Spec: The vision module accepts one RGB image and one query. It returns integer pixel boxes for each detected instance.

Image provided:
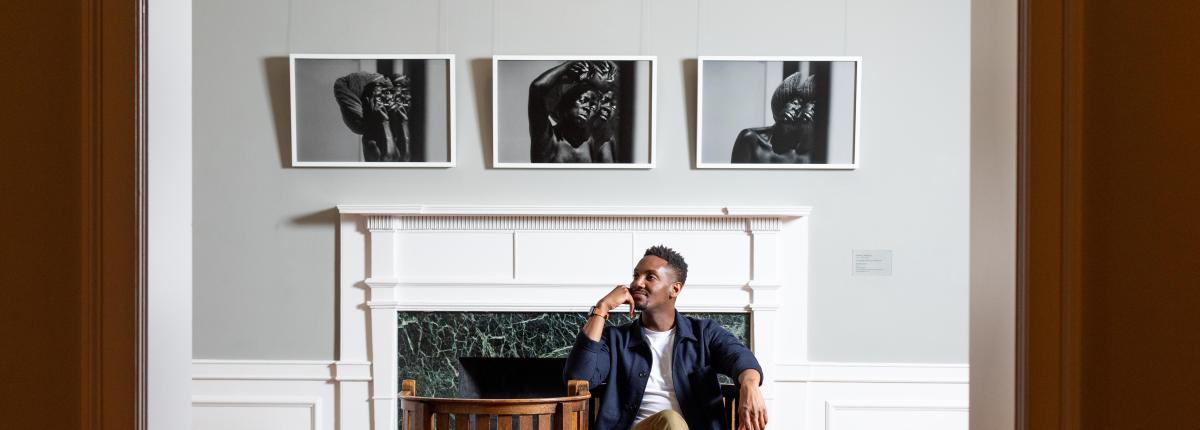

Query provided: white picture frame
[696,56,861,169]
[290,53,456,167]
[492,55,657,169]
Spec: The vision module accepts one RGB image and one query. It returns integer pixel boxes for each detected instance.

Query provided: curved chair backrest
[400,379,591,430]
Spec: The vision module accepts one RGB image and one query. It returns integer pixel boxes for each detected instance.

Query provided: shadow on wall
[290,207,341,354]
[290,207,337,227]
[263,56,291,168]
[682,59,698,168]
[471,58,493,168]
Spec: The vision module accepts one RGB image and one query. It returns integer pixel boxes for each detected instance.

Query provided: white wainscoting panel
[193,396,321,430]
[192,360,367,430]
[762,362,969,430]
[825,400,968,430]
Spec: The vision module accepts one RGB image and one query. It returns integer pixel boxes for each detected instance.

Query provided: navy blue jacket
[563,311,763,430]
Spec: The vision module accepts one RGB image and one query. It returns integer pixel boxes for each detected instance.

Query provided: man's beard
[634,302,647,311]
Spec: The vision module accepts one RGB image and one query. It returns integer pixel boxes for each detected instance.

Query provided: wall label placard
[852,249,892,276]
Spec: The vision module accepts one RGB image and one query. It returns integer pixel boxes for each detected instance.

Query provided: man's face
[629,255,681,311]
[563,90,597,126]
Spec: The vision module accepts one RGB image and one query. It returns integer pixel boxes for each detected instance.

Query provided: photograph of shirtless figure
[493,56,656,168]
[290,54,455,167]
[697,56,861,169]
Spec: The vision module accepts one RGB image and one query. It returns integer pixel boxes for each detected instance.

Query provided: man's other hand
[737,370,768,430]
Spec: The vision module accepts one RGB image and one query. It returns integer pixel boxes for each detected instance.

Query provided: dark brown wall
[0,1,85,427]
[1022,1,1200,429]
[1079,2,1200,428]
[0,0,138,428]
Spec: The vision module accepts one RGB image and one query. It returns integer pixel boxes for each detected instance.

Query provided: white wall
[193,0,970,365]
[150,0,192,428]
[969,0,1017,428]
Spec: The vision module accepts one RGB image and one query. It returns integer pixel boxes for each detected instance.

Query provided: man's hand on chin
[737,369,768,430]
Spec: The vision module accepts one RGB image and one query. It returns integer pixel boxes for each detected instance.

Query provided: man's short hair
[644,245,688,285]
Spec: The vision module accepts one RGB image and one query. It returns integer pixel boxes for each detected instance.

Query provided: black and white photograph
[492,56,656,168]
[697,56,861,169]
[290,54,455,167]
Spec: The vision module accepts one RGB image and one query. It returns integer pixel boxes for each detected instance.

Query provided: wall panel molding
[777,362,969,384]
[824,400,968,430]
[192,360,370,382]
[193,395,322,430]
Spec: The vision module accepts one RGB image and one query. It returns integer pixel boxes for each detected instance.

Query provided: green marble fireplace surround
[396,311,751,398]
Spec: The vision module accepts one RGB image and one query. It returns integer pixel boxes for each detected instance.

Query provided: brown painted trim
[1016,0,1084,429]
[80,0,145,428]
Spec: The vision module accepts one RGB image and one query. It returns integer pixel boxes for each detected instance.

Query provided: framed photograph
[290,54,455,167]
[697,56,861,169]
[492,55,657,168]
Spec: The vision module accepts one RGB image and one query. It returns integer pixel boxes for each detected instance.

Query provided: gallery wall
[193,0,970,363]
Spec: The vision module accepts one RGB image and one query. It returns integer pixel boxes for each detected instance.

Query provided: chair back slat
[567,412,579,430]
[400,380,591,430]
[453,414,471,430]
[473,415,491,430]
[721,384,739,430]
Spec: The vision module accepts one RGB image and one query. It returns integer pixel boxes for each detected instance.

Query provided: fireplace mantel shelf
[335,204,812,218]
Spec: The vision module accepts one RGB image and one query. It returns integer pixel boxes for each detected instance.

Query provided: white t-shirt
[632,326,683,427]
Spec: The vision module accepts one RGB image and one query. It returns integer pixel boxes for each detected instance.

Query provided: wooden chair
[399,379,591,430]
[719,384,740,430]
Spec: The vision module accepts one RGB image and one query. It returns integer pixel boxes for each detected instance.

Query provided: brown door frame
[81,0,146,428]
[1016,0,1084,428]
[0,0,144,426]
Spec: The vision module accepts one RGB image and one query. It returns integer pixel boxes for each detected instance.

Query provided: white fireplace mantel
[335,204,812,217]
[334,205,811,430]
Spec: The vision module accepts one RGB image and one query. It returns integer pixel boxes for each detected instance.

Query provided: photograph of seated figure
[564,246,768,430]
[698,57,860,169]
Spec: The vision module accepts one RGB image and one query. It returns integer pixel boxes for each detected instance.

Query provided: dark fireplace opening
[456,357,569,399]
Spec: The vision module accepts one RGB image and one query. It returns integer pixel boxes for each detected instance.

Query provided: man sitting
[564,246,769,430]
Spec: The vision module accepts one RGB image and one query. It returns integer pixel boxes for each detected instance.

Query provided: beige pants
[631,410,689,430]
